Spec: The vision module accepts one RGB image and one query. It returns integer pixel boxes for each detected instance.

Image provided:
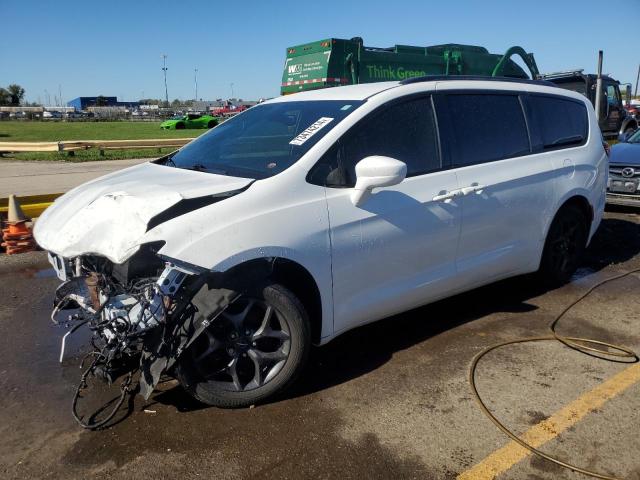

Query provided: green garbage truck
[281,37,540,95]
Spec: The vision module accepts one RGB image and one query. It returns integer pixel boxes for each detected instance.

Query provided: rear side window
[340,96,440,184]
[444,94,530,167]
[528,95,588,150]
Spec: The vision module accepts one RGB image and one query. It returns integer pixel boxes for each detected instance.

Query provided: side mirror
[350,156,407,207]
[618,132,629,143]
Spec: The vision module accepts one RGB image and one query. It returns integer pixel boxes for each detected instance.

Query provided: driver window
[340,96,441,185]
[606,84,619,106]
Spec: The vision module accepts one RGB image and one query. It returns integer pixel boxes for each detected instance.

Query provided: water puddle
[0,266,58,279]
[571,267,596,282]
[35,268,57,278]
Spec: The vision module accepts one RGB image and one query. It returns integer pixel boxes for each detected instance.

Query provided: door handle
[470,183,486,194]
[432,190,459,202]
[460,183,487,195]
[433,185,486,202]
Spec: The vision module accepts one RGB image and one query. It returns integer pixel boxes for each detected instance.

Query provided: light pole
[194,68,198,101]
[594,51,603,122]
[230,83,235,99]
[161,54,169,107]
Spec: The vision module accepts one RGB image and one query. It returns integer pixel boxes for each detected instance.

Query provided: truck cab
[542,70,638,138]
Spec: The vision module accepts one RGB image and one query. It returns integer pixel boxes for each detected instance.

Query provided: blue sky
[2,0,638,103]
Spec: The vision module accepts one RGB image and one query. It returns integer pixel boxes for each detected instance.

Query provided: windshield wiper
[185,163,208,171]
[184,164,229,175]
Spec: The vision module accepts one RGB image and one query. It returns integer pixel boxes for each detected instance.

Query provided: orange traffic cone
[2,194,36,255]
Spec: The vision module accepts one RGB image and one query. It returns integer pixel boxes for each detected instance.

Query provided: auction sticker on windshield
[289,117,334,146]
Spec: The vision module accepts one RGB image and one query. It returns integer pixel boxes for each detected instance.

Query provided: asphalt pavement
[0,207,639,480]
[0,159,147,197]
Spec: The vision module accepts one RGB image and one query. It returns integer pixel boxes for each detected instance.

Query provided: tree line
[0,84,25,105]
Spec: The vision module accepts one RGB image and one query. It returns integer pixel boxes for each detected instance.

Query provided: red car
[624,103,640,121]
[211,103,249,118]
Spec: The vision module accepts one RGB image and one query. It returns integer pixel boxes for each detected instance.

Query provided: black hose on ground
[469,268,640,480]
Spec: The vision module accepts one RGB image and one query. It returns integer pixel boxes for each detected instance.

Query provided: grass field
[0,121,203,162]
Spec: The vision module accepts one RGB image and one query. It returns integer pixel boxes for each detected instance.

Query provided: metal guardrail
[0,138,194,154]
[0,193,62,219]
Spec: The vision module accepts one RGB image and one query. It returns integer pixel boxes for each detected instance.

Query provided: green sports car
[160,113,219,130]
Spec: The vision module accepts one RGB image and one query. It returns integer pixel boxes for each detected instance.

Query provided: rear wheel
[176,281,310,408]
[207,120,217,128]
[538,205,588,286]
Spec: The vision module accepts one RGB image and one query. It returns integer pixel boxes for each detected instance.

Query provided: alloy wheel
[189,298,291,392]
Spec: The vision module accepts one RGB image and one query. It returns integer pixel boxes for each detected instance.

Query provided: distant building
[67,96,139,110]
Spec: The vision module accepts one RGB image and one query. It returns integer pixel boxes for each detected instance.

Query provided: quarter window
[528,95,588,150]
[444,94,530,167]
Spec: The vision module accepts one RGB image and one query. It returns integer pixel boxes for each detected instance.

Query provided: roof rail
[399,75,558,87]
[539,69,585,79]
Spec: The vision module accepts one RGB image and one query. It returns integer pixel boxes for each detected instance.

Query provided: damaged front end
[50,244,223,429]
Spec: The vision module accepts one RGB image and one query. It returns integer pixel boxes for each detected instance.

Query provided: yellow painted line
[458,363,640,480]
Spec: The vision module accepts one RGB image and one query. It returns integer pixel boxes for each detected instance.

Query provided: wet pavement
[1,207,639,480]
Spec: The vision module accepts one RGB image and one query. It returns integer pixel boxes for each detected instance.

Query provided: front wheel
[207,120,217,128]
[538,205,588,286]
[175,122,185,130]
[176,281,310,408]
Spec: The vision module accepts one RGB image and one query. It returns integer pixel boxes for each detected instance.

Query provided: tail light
[603,140,611,157]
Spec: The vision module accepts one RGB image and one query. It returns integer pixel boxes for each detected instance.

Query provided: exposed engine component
[51,252,192,429]
[48,245,259,429]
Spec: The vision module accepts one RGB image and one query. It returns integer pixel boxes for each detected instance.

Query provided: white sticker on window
[289,117,334,146]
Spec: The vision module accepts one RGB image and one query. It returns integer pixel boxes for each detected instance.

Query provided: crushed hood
[34,162,253,264]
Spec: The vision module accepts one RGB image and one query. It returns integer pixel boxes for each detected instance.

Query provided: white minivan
[35,77,607,410]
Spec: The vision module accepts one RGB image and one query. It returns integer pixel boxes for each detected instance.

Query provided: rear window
[445,94,530,167]
[528,95,588,150]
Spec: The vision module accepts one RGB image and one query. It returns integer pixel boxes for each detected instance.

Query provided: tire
[207,120,217,128]
[538,204,589,286]
[176,281,310,408]
[175,122,185,130]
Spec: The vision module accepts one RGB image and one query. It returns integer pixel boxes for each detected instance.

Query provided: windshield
[163,100,363,178]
